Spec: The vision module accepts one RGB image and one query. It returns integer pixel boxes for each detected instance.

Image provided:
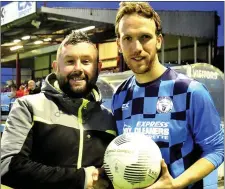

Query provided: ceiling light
[43,38,52,42]
[13,39,21,43]
[21,35,31,40]
[75,26,95,33]
[1,42,16,47]
[10,45,23,51]
[34,40,43,45]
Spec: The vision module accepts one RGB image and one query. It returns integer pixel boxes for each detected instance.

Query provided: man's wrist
[83,167,89,189]
[172,179,182,189]
[173,176,192,189]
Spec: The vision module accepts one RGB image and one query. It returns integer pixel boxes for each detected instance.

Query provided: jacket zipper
[77,99,89,169]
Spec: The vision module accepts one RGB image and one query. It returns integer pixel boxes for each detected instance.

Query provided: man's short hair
[115,2,162,37]
[56,31,99,63]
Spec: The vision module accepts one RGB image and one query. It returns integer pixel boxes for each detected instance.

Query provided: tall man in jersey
[112,2,224,189]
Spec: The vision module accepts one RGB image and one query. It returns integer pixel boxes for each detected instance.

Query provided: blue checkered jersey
[112,68,224,189]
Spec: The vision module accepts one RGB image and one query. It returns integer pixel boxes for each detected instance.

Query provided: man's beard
[124,56,151,75]
[123,49,157,75]
[56,69,98,98]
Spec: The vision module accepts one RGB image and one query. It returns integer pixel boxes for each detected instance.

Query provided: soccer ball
[103,133,162,189]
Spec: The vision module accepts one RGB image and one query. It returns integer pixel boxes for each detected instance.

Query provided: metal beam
[1,44,60,63]
[178,37,181,64]
[194,38,197,63]
[16,53,21,88]
[39,8,217,39]
[1,13,38,33]
[40,6,117,24]
[208,41,212,64]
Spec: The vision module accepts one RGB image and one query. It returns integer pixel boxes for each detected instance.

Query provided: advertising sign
[1,2,36,26]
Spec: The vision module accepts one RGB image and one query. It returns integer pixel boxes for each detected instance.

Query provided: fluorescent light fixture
[1,42,16,47]
[10,45,23,51]
[13,39,21,43]
[34,40,43,45]
[21,35,31,40]
[43,38,52,42]
[75,26,95,33]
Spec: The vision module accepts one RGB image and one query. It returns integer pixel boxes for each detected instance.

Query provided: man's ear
[52,60,58,73]
[156,34,163,50]
[116,38,122,53]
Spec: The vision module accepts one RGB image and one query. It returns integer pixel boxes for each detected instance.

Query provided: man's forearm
[173,158,215,189]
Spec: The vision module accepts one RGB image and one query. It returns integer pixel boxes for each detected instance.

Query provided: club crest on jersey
[156,96,173,113]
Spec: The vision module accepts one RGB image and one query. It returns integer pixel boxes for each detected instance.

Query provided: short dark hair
[56,31,99,62]
[64,31,91,46]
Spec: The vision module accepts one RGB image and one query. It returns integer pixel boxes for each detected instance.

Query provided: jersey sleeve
[188,81,224,168]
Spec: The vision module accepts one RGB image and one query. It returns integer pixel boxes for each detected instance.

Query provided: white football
[103,133,162,189]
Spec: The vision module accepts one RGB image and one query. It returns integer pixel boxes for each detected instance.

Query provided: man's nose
[132,40,143,55]
[73,60,82,71]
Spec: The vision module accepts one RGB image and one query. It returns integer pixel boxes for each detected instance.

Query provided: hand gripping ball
[103,133,162,189]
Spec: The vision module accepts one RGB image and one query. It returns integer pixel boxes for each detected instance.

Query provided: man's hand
[93,168,109,189]
[84,166,109,189]
[93,177,109,189]
[146,159,177,189]
[84,166,98,189]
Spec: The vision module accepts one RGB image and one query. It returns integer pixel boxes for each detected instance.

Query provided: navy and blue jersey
[112,68,224,189]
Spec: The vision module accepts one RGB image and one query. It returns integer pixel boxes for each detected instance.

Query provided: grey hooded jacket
[1,73,117,189]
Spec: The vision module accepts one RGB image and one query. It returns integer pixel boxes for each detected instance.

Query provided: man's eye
[67,60,74,64]
[82,60,90,64]
[141,35,151,40]
[124,36,132,41]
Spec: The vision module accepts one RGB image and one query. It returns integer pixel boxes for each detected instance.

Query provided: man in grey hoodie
[1,31,117,189]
